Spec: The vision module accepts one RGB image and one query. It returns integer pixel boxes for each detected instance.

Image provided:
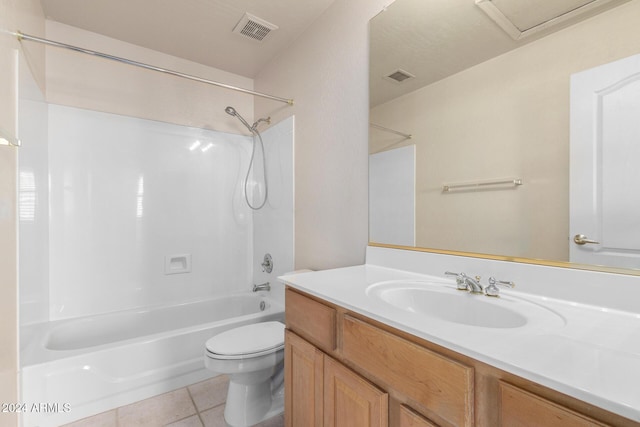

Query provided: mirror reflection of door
[369,145,415,246]
[570,53,640,268]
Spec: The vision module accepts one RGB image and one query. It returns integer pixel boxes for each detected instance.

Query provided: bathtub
[20,292,284,427]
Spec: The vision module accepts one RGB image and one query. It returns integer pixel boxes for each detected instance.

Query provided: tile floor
[61,375,284,427]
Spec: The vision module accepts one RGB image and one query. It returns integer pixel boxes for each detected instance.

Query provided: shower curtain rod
[13,31,294,105]
[369,123,412,139]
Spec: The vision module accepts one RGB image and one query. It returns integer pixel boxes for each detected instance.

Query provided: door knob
[573,234,600,245]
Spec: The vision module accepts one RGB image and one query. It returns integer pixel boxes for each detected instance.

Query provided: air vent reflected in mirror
[384,68,415,83]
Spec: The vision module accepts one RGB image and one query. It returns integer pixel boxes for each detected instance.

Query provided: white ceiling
[39,0,337,78]
[39,0,631,104]
[370,0,631,107]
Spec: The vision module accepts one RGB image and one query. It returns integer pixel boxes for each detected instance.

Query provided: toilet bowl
[204,321,285,427]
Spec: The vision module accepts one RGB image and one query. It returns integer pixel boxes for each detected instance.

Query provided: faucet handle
[445,271,470,291]
[261,253,273,273]
[485,277,516,297]
[489,277,515,288]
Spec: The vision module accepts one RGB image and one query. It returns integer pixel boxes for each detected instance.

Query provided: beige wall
[255,0,390,270]
[45,21,255,134]
[0,1,45,425]
[370,1,640,262]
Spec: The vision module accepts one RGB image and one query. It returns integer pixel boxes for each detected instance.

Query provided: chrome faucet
[253,282,271,292]
[445,272,484,294]
[445,272,516,297]
[463,275,484,294]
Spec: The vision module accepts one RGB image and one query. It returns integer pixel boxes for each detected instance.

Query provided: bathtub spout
[253,282,271,292]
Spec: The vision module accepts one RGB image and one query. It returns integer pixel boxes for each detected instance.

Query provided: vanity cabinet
[285,329,388,427]
[285,287,636,427]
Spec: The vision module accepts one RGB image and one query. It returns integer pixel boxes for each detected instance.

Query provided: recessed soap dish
[165,254,192,275]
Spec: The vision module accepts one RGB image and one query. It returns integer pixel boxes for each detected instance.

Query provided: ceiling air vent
[232,13,279,42]
[385,69,415,83]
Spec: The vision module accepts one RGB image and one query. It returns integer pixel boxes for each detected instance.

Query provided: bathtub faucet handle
[261,253,273,273]
[253,282,271,292]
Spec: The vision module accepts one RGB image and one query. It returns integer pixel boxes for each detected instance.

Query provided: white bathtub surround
[46,104,254,320]
[18,59,50,326]
[279,245,640,423]
[19,103,294,322]
[22,293,284,427]
[252,116,295,302]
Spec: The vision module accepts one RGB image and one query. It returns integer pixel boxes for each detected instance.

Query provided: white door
[570,53,640,269]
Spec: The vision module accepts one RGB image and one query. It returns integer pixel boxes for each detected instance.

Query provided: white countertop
[279,264,640,422]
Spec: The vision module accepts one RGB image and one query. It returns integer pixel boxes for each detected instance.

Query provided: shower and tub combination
[16,34,295,425]
[21,294,283,427]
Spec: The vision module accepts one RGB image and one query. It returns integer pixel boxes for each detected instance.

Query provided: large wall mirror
[369,0,640,274]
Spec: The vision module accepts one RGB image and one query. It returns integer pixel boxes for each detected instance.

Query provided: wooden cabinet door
[342,315,473,427]
[324,355,389,427]
[399,405,439,427]
[285,330,324,427]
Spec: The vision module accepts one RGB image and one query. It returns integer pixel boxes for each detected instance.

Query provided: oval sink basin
[366,281,564,329]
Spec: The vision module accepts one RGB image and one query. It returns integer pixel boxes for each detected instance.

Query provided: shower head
[224,106,270,209]
[225,106,270,134]
[225,106,253,133]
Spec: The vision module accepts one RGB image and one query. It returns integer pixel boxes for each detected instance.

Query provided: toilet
[204,321,285,427]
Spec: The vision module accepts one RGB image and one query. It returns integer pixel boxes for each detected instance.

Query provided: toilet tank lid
[206,321,285,356]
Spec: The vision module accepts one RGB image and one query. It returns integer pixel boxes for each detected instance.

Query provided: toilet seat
[206,321,285,360]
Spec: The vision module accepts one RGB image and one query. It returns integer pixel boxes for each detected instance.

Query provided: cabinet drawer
[499,382,609,427]
[342,315,474,427]
[286,288,336,351]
